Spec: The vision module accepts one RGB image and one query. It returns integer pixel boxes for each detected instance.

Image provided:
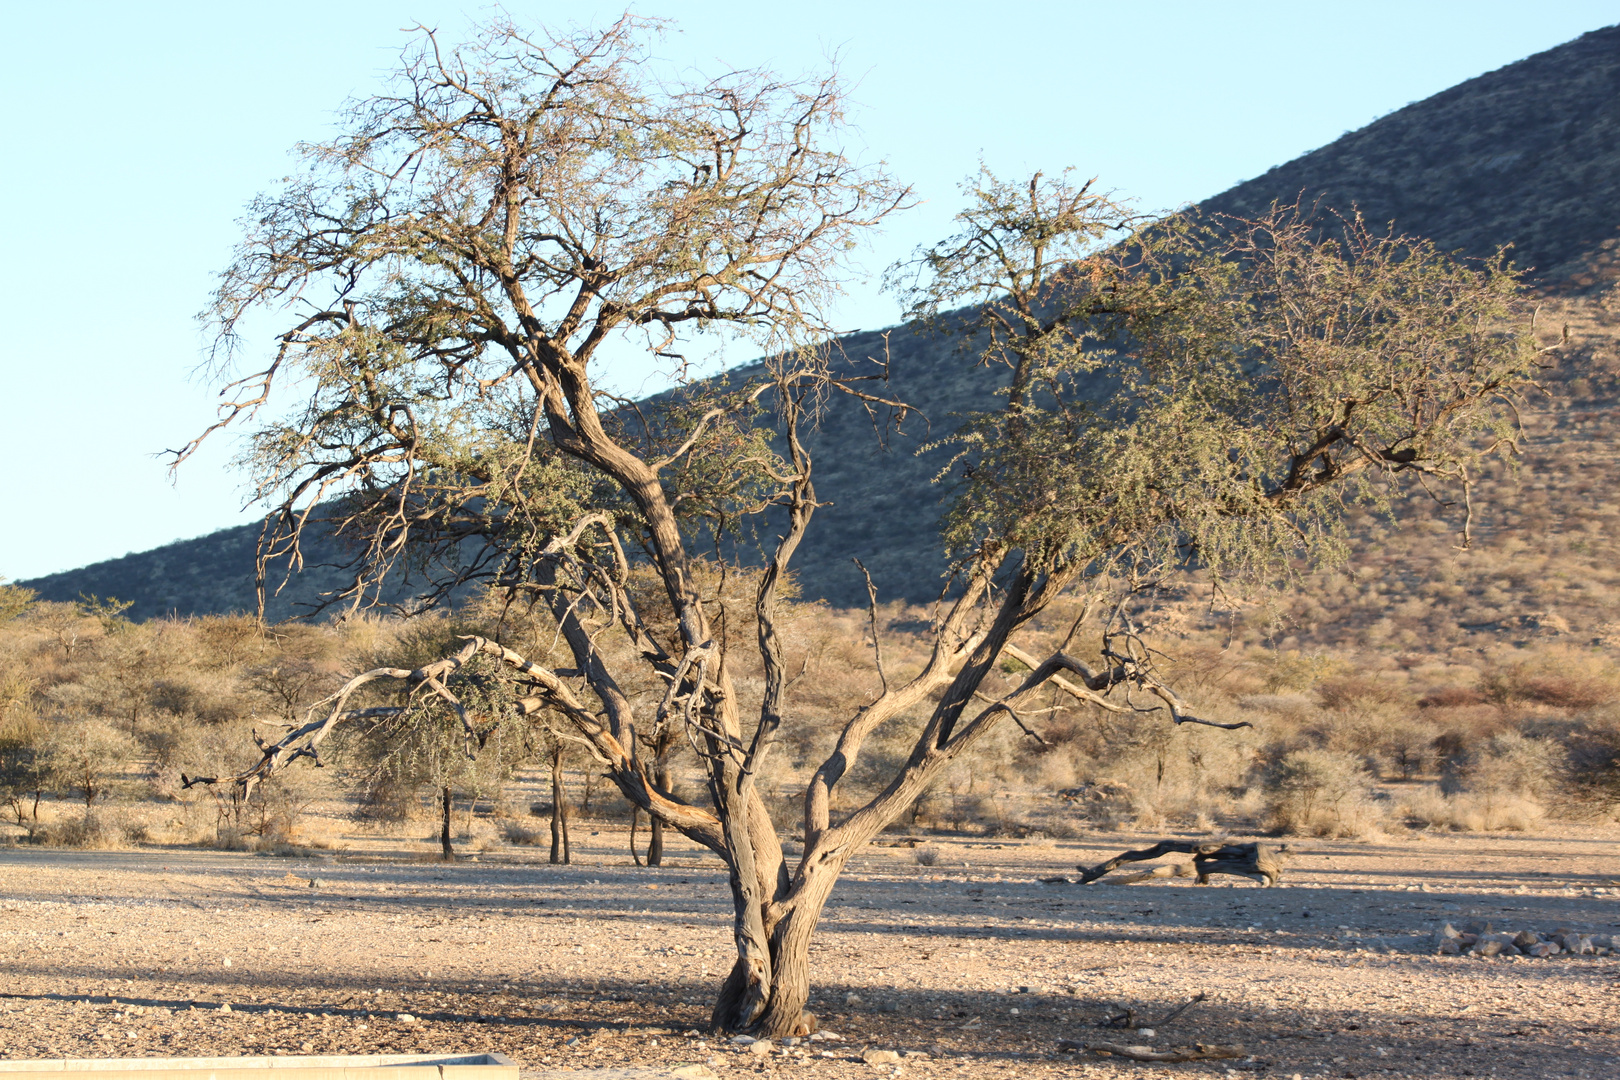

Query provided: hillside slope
[23,24,1620,618]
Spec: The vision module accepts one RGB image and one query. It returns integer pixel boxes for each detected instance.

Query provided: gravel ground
[1,826,1617,1080]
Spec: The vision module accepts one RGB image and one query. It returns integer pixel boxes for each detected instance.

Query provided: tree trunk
[647,815,664,866]
[440,786,454,860]
[711,858,842,1037]
[549,745,571,865]
[630,808,644,867]
[647,761,669,866]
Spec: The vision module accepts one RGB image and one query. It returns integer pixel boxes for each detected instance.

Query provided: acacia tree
[177,16,1542,1037]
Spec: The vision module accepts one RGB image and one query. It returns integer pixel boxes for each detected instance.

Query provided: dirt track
[1,827,1617,1080]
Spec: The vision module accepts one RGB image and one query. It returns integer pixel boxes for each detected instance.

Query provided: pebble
[396,1013,416,1023]
[861,1049,901,1065]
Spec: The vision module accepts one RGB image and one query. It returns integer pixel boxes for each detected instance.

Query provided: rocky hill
[23,24,1620,621]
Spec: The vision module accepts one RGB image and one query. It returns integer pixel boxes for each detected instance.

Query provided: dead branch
[1077,840,1288,886]
[1057,1041,1246,1063]
[1104,991,1209,1030]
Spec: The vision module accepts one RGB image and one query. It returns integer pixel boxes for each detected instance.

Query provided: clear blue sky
[3,1,1616,582]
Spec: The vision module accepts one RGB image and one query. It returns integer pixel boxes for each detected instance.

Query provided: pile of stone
[1435,922,1612,957]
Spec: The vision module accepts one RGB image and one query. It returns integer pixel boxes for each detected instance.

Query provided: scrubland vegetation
[11,294,1620,855]
[4,533,1617,855]
[4,295,1620,855]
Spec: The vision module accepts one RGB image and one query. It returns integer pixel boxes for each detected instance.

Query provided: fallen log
[1056,1040,1247,1062]
[1077,840,1287,886]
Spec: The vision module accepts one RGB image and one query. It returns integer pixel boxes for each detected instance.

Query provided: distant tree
[178,16,1540,1037]
[0,579,36,624]
[44,717,139,811]
[344,644,533,860]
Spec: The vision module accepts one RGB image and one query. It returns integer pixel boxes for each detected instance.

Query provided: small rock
[844,992,863,1006]
[218,1004,232,1014]
[222,958,233,968]
[1438,923,1461,940]
[396,1013,416,1023]
[730,1035,758,1046]
[861,1049,901,1065]
[1471,940,1505,958]
[1526,942,1561,958]
[748,1040,773,1057]
[781,1037,800,1047]
[1512,931,1539,950]
[1137,1028,1156,1038]
[900,1051,929,1060]
[1436,939,1461,956]
[670,1066,717,1080]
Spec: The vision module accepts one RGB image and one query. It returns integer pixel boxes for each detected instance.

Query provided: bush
[1394,785,1545,832]
[1434,730,1565,829]
[502,819,549,846]
[1263,749,1382,837]
[32,810,136,849]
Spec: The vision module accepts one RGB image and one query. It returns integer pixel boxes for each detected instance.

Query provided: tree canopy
[179,14,1542,1038]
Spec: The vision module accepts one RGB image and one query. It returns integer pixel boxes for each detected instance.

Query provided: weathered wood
[1077,840,1287,886]
[1056,1041,1246,1062]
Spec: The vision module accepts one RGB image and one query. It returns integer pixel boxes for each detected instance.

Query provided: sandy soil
[1,825,1617,1080]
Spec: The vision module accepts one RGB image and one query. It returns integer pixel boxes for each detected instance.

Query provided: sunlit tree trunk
[549,743,571,865]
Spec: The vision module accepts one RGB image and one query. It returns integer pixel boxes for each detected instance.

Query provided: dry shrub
[1481,651,1620,711]
[31,809,137,849]
[1383,728,1567,832]
[1094,720,1260,828]
[1262,748,1383,837]
[1418,686,1488,709]
[1394,785,1546,832]
[502,819,548,846]
[1317,674,1410,712]
[1441,730,1564,801]
[913,843,941,866]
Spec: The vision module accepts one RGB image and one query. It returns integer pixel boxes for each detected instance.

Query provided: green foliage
[186,14,903,617]
[344,637,536,820]
[900,176,1537,603]
[75,594,134,634]
[0,579,36,624]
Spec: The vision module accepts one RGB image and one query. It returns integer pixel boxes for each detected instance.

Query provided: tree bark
[440,785,454,860]
[549,744,571,865]
[647,761,669,866]
[647,815,665,866]
[711,854,843,1037]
